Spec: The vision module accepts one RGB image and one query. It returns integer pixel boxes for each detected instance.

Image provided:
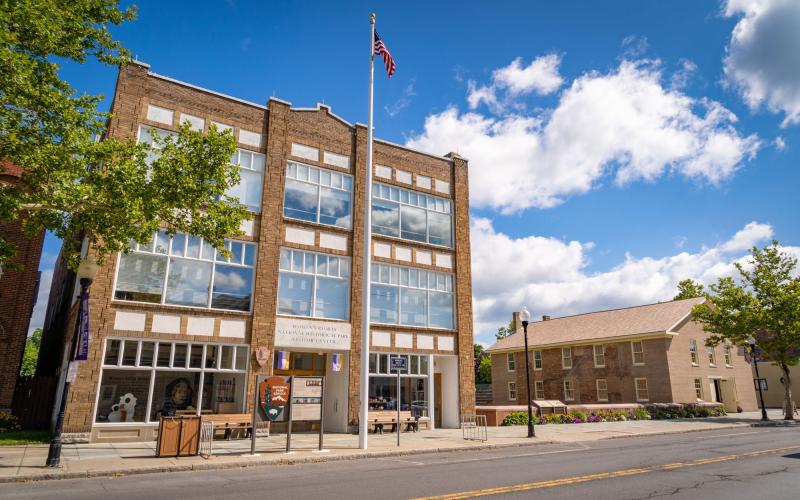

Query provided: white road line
[695,431,763,439]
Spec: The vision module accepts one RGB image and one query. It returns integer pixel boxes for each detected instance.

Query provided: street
[1,427,798,499]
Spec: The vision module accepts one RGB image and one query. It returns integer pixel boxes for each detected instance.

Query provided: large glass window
[139,126,264,213]
[114,230,256,312]
[370,263,455,329]
[284,162,353,229]
[95,339,248,424]
[277,248,350,320]
[371,182,452,248]
[368,353,429,417]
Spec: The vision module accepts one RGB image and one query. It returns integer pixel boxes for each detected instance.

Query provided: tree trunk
[781,363,794,420]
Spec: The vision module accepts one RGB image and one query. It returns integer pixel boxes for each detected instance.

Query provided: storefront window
[114,231,256,312]
[368,377,428,417]
[277,248,350,320]
[95,339,248,424]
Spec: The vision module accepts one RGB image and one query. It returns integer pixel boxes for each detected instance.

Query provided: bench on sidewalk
[202,414,254,440]
[367,411,419,434]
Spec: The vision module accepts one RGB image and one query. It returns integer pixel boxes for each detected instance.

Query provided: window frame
[533,350,542,370]
[563,380,575,401]
[277,247,351,321]
[561,347,572,369]
[707,345,716,367]
[534,380,545,400]
[593,344,606,368]
[506,353,516,372]
[689,339,699,366]
[112,230,257,313]
[93,337,249,425]
[694,378,704,400]
[634,377,649,402]
[229,148,266,213]
[596,379,609,402]
[723,344,733,367]
[631,341,645,366]
[508,382,517,401]
[371,181,453,249]
[283,161,354,229]
[370,262,456,330]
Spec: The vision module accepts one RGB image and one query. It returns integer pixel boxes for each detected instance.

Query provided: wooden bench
[367,411,419,434]
[202,414,253,440]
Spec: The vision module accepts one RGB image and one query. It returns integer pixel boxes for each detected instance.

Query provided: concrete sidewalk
[1,409,795,483]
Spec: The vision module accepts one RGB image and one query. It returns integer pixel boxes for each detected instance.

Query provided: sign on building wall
[274,317,351,351]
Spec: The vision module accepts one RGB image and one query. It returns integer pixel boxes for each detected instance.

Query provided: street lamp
[520,306,535,438]
[46,257,99,467]
[747,335,769,421]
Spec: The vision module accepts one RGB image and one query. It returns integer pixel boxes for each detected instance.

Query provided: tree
[20,328,42,377]
[691,242,800,420]
[674,278,705,300]
[477,356,492,385]
[496,320,514,341]
[1,1,249,270]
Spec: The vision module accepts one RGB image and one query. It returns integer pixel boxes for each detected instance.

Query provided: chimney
[542,315,551,321]
[512,311,521,331]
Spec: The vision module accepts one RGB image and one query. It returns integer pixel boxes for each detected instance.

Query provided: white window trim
[508,382,517,401]
[284,160,354,230]
[689,339,699,366]
[371,181,454,249]
[631,341,645,366]
[596,379,609,402]
[507,353,516,372]
[694,378,704,400]
[563,380,575,401]
[561,347,572,369]
[533,350,542,370]
[534,380,545,400]
[723,345,733,367]
[593,344,606,368]
[634,377,649,402]
[707,346,717,367]
[277,247,351,321]
[368,353,430,377]
[112,230,257,313]
[93,337,249,426]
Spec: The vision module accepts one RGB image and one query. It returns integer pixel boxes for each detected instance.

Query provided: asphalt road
[2,427,799,500]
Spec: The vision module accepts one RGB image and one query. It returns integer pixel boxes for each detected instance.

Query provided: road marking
[695,431,761,439]
[411,444,800,500]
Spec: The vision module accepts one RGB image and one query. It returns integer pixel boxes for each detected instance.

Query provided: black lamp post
[748,336,769,421]
[520,306,535,438]
[46,258,99,467]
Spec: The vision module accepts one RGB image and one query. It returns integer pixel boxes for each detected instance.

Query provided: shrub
[0,412,22,434]
[630,408,650,420]
[570,410,588,421]
[501,412,529,426]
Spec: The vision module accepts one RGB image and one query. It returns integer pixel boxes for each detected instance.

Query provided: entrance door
[713,380,723,404]
[434,373,442,428]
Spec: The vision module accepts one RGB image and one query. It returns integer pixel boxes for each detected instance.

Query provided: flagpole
[359,12,376,450]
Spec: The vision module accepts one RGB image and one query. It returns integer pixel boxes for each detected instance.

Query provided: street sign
[390,356,407,372]
[755,378,768,391]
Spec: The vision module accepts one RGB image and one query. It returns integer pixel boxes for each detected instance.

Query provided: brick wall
[0,173,45,412]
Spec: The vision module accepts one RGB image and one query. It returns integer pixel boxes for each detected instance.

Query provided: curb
[3,422,796,483]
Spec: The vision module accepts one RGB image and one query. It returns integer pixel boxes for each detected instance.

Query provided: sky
[29,0,800,346]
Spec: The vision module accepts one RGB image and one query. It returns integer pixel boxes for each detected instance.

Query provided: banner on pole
[74,290,90,361]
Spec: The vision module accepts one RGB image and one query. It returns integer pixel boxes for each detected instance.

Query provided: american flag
[374,31,396,78]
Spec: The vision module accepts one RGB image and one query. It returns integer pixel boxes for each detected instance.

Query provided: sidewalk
[1,409,795,483]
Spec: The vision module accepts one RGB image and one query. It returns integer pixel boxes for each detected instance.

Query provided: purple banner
[74,290,90,361]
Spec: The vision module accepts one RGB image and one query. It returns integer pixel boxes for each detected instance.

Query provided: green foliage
[674,279,705,300]
[477,356,492,384]
[496,320,514,341]
[0,430,50,445]
[19,328,41,377]
[691,242,800,419]
[631,408,650,420]
[0,412,22,434]
[501,412,530,426]
[0,1,250,270]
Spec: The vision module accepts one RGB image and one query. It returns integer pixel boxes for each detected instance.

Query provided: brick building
[487,298,757,412]
[0,163,45,413]
[46,61,474,442]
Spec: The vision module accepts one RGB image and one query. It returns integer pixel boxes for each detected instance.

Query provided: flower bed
[500,403,726,426]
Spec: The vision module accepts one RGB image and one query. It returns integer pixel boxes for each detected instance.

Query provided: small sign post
[755,378,768,391]
[253,375,292,454]
[390,356,407,446]
[287,376,325,453]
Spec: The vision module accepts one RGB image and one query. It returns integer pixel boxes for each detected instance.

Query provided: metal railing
[461,413,488,442]
[199,420,214,458]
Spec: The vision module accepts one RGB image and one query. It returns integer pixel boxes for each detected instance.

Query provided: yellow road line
[412,445,800,500]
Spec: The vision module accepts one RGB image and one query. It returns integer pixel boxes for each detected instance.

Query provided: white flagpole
[359,12,376,450]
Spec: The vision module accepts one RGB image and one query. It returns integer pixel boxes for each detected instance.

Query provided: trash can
[156,416,201,457]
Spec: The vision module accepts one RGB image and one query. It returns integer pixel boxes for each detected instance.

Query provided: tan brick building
[47,62,474,442]
[487,298,757,412]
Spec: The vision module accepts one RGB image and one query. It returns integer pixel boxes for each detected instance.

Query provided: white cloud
[621,35,649,59]
[470,218,794,344]
[774,136,786,150]
[723,0,800,126]
[385,79,417,118]
[719,221,774,252]
[409,60,760,214]
[467,54,563,112]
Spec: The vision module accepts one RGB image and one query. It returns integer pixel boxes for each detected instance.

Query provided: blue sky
[32,0,800,344]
